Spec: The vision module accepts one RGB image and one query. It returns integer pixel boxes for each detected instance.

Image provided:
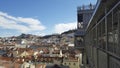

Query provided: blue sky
[0,0,97,37]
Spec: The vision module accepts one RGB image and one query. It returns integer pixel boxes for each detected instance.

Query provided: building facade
[83,0,120,68]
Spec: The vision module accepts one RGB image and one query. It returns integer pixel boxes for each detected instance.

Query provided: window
[107,12,114,52]
[93,27,97,46]
[78,14,83,22]
[112,8,119,55]
[73,63,76,65]
[69,63,71,65]
[101,20,106,49]
[97,23,102,48]
[64,63,66,65]
[78,22,83,29]
[107,8,119,56]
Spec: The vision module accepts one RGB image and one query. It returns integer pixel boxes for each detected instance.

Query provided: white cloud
[0,11,46,33]
[54,22,77,34]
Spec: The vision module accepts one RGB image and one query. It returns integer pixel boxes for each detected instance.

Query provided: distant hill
[1,29,77,39]
[61,29,77,35]
[17,33,40,39]
[42,34,61,39]
[41,29,77,39]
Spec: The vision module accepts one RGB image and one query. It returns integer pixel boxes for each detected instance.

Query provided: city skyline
[0,0,97,37]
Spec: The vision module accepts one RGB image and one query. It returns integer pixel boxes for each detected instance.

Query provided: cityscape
[0,0,120,68]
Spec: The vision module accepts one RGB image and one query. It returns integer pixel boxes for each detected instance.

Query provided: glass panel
[97,23,102,48]
[107,12,114,53]
[101,20,106,49]
[113,7,119,56]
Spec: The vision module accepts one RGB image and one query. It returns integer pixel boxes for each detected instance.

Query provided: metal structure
[82,0,120,68]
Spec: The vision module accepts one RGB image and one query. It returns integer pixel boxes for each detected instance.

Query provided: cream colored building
[62,58,80,68]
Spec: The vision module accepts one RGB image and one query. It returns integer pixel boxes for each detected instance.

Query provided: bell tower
[75,4,95,49]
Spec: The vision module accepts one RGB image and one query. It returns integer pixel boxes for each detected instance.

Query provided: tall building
[74,4,94,49]
[82,0,120,68]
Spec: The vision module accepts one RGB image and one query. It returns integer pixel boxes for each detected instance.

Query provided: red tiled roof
[0,56,13,62]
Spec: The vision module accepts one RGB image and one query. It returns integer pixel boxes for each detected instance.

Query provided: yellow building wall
[63,61,80,68]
